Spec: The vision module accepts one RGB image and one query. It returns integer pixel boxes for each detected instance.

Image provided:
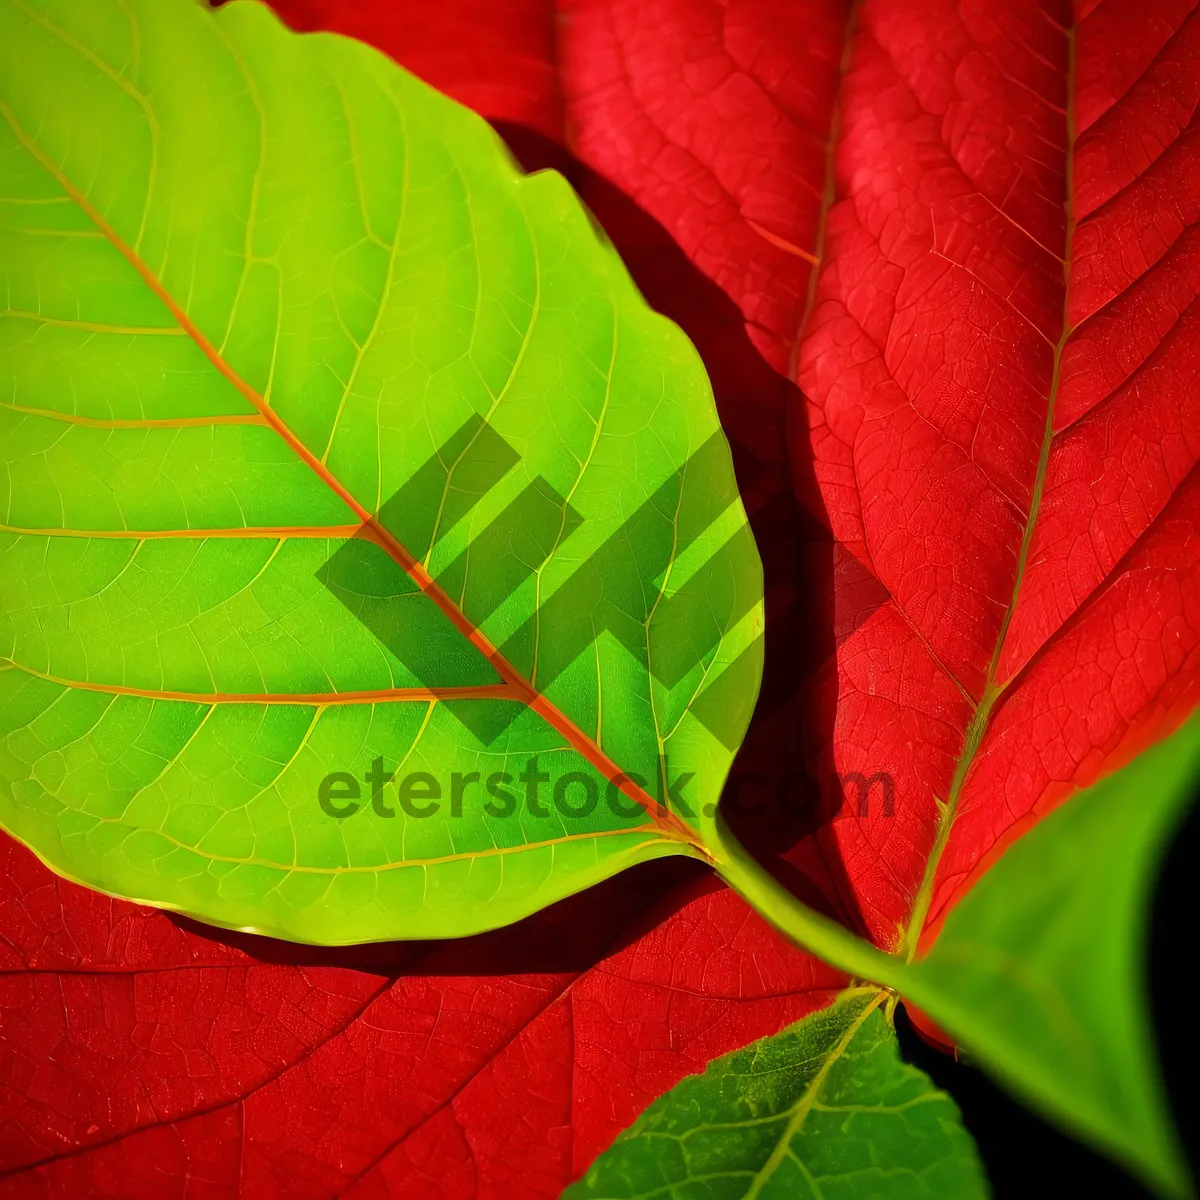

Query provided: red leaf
[0,836,843,1196]
[794,0,1200,947]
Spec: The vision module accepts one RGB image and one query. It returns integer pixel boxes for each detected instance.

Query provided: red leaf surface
[4,0,1200,1193]
[795,0,1200,947]
[0,837,843,1197]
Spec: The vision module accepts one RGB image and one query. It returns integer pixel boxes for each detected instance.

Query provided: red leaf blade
[0,836,843,1197]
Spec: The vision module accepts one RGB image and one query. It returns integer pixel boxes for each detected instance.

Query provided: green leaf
[708,720,1199,1197]
[0,0,761,941]
[564,988,989,1199]
[902,716,1200,1199]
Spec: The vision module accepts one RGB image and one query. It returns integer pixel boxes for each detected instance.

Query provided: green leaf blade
[903,716,1200,1199]
[565,990,989,1200]
[0,0,762,941]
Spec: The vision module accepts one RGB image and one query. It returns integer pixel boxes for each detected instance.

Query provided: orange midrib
[2,523,363,539]
[0,401,267,428]
[2,101,699,851]
[2,664,512,706]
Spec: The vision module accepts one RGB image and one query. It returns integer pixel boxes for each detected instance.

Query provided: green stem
[710,815,996,1058]
[710,814,910,991]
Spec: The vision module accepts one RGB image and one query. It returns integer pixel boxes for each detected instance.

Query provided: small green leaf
[0,0,761,941]
[903,716,1200,1199]
[564,989,989,1199]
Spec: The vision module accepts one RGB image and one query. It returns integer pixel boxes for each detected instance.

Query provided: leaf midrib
[0,94,702,854]
[898,20,1079,959]
[0,660,514,706]
[742,988,886,1200]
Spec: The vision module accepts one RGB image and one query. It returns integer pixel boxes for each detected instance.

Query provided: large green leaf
[0,0,761,941]
[900,716,1200,1199]
[564,988,988,1199]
